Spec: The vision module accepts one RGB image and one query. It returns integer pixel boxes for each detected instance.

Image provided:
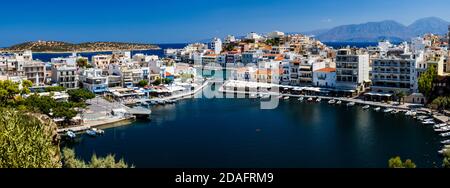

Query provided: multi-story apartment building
[335,48,370,93]
[211,38,222,55]
[371,54,419,94]
[23,61,46,86]
[80,68,108,93]
[51,64,79,89]
[92,55,112,69]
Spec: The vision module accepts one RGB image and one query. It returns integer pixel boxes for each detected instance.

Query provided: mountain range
[308,17,449,42]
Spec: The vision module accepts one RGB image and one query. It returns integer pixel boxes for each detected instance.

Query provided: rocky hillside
[2,40,160,52]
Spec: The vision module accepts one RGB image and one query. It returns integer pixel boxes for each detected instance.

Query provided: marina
[64,94,443,168]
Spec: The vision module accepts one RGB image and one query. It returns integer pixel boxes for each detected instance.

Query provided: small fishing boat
[278,95,284,99]
[434,123,448,128]
[328,99,336,104]
[405,111,417,116]
[94,128,105,135]
[316,98,321,102]
[383,108,394,113]
[441,140,450,144]
[440,132,450,137]
[362,105,370,110]
[307,97,313,102]
[86,129,97,136]
[374,107,381,111]
[283,96,290,100]
[346,102,355,107]
[336,100,342,105]
[250,93,257,98]
[422,120,435,125]
[438,149,448,155]
[66,131,76,139]
[298,97,304,101]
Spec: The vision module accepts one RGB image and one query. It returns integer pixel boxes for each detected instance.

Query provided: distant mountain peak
[309,17,449,42]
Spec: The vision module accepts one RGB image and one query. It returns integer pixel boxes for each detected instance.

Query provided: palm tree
[395,91,406,104]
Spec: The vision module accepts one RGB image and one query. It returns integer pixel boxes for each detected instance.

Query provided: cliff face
[2,41,160,52]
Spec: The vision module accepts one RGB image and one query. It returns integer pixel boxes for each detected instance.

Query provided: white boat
[374,107,381,111]
[298,97,304,101]
[328,99,336,104]
[86,129,97,136]
[346,102,355,107]
[283,96,290,100]
[441,140,450,144]
[278,95,284,99]
[362,105,370,110]
[250,93,257,98]
[66,131,76,139]
[435,128,450,132]
[440,132,450,137]
[416,116,428,121]
[336,100,342,105]
[422,120,435,125]
[405,111,417,116]
[307,97,313,102]
[438,149,448,154]
[391,110,399,114]
[434,123,448,128]
[316,98,321,102]
[383,108,394,113]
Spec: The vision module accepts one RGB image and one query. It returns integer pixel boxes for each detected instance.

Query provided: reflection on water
[64,97,443,168]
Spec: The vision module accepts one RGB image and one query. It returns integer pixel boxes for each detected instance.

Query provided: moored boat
[374,107,381,111]
[328,99,336,104]
[362,105,370,110]
[316,98,321,102]
[442,139,450,144]
[346,102,355,107]
[283,96,290,100]
[383,108,394,113]
[336,100,342,105]
[298,97,304,101]
[307,97,313,102]
[66,131,76,139]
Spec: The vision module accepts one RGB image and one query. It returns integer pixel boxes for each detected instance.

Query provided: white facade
[211,38,222,55]
[313,68,336,88]
[335,49,370,92]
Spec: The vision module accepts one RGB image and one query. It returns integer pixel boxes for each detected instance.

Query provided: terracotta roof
[315,67,336,73]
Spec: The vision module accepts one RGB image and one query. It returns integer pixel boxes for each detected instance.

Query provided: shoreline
[58,80,209,134]
[29,48,161,54]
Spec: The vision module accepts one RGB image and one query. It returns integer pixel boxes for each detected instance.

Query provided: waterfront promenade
[57,80,210,133]
[218,80,448,123]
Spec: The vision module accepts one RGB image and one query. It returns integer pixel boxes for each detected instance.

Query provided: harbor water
[62,91,443,168]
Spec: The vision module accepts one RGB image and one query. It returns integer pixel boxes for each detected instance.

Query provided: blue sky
[1,0,450,46]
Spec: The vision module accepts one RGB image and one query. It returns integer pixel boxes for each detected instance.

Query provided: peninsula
[1,40,160,53]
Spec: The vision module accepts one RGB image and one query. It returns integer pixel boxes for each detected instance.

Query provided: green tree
[67,89,95,103]
[388,156,416,168]
[443,150,450,168]
[0,80,20,105]
[163,78,173,85]
[138,80,149,87]
[0,108,61,168]
[152,78,162,86]
[76,58,89,68]
[431,96,450,110]
[62,148,131,168]
[395,91,406,104]
[45,86,66,92]
[418,65,437,100]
